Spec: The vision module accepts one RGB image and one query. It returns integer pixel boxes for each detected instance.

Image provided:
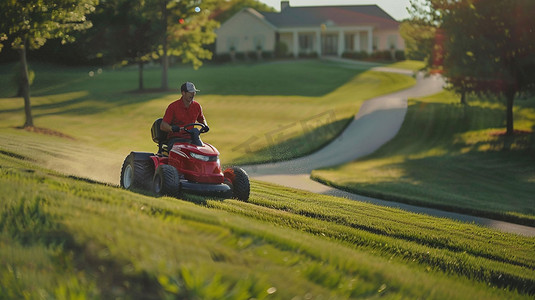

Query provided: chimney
[281,1,290,11]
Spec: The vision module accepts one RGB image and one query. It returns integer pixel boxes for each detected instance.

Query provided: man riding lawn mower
[120,81,250,201]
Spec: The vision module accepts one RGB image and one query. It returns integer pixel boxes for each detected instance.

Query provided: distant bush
[342,51,369,60]
[342,49,406,62]
[275,41,289,58]
[298,52,318,58]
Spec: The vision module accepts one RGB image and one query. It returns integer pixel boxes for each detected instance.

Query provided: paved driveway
[243,68,535,237]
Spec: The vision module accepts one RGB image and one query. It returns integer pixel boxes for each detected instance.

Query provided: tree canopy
[0,0,98,127]
[409,0,535,135]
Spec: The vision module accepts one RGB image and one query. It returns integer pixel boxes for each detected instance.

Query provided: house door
[322,34,338,55]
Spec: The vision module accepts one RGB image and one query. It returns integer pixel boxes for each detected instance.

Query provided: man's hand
[171,125,181,132]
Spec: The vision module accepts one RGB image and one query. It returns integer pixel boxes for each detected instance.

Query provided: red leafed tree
[410,0,535,135]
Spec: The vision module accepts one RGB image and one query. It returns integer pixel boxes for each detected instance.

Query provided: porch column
[367,28,373,53]
[354,32,360,52]
[293,30,299,58]
[316,29,322,56]
[338,30,344,57]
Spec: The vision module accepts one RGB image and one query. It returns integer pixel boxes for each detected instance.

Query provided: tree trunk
[161,0,168,90]
[138,61,144,91]
[505,86,515,136]
[161,44,168,90]
[19,45,33,128]
[460,90,467,105]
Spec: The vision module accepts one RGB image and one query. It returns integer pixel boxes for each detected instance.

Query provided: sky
[258,0,413,21]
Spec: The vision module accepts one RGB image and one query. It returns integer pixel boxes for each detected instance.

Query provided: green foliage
[0,0,99,127]
[408,0,535,133]
[211,0,276,23]
[0,0,98,51]
[275,41,289,58]
[162,0,220,70]
[399,20,435,61]
[88,0,161,65]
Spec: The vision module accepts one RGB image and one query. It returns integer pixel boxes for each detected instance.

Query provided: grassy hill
[312,90,535,226]
[1,150,534,299]
[0,60,415,167]
[1,60,534,298]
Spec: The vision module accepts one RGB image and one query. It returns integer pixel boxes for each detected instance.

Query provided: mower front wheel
[224,167,250,201]
[153,165,181,197]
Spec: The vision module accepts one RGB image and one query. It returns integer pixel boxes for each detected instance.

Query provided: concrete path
[243,67,535,237]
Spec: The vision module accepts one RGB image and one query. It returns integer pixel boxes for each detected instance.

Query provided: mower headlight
[190,152,218,162]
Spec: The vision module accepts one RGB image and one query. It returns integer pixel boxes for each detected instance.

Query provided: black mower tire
[120,152,154,190]
[224,167,250,201]
[153,165,181,197]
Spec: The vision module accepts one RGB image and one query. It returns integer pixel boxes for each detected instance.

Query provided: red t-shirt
[163,98,205,139]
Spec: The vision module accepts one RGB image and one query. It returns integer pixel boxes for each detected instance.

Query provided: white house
[215,1,405,58]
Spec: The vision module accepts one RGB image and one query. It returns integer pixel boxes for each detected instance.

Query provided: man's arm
[160,120,180,133]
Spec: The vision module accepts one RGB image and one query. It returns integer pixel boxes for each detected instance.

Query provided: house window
[253,35,265,51]
[298,34,314,52]
[322,34,338,55]
[387,35,397,49]
[227,37,239,52]
[345,34,354,51]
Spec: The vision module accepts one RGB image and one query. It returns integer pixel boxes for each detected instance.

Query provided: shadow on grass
[314,101,535,226]
[1,60,370,117]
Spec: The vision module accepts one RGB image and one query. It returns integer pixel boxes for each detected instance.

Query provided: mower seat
[151,118,169,155]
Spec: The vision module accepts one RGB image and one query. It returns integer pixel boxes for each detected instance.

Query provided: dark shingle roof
[260,5,398,29]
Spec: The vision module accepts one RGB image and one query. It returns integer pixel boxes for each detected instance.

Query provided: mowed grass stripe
[203,180,535,294]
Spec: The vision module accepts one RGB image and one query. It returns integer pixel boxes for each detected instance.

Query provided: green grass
[1,150,534,299]
[0,60,415,167]
[312,91,535,225]
[1,60,534,298]
[386,60,426,70]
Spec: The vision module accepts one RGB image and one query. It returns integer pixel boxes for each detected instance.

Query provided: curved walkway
[243,67,535,237]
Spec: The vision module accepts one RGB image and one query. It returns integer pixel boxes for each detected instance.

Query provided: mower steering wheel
[183,123,209,134]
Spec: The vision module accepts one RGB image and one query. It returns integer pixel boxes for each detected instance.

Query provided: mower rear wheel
[153,165,181,197]
[121,152,153,190]
[224,167,250,201]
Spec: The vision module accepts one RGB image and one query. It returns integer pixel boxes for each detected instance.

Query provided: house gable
[215,8,277,54]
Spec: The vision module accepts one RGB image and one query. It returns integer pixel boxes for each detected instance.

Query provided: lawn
[0,60,415,172]
[1,60,533,226]
[1,59,534,299]
[312,90,535,225]
[1,150,533,299]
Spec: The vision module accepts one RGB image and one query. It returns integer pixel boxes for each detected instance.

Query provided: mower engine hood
[171,142,220,157]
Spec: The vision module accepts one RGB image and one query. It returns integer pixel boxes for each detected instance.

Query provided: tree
[399,20,436,62]
[158,0,219,90]
[88,0,161,91]
[210,0,275,23]
[0,0,98,128]
[410,0,535,135]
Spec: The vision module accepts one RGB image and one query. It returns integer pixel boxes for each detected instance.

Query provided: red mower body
[152,142,224,184]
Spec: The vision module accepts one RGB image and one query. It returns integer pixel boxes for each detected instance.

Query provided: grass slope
[312,91,535,225]
[0,60,415,166]
[1,151,534,299]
